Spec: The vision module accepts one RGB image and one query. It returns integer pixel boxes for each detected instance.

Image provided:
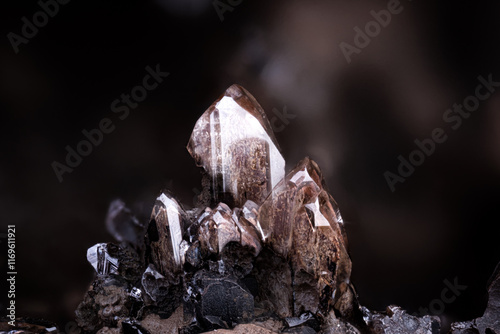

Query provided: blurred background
[1,0,500,331]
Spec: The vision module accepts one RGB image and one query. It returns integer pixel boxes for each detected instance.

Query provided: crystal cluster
[77,84,500,334]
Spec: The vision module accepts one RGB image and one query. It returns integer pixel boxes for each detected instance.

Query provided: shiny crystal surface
[147,193,186,276]
[187,84,285,208]
[87,243,119,275]
[256,157,352,317]
[361,306,440,334]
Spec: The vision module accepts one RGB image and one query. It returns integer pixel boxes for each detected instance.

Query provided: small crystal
[86,243,119,275]
[141,264,165,302]
[147,193,186,276]
[363,305,440,334]
[198,203,241,255]
[234,201,262,256]
[129,287,142,300]
[187,84,285,208]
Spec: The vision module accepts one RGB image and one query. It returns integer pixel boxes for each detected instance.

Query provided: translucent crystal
[129,287,142,300]
[86,243,119,275]
[147,193,186,276]
[257,157,352,316]
[234,200,262,256]
[187,84,285,207]
[198,203,241,254]
[141,264,165,302]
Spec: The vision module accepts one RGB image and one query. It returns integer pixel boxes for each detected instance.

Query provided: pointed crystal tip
[187,84,285,208]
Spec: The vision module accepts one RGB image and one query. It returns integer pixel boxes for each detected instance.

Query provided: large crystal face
[187,84,285,208]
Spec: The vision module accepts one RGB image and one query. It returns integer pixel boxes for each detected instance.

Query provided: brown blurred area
[1,0,500,331]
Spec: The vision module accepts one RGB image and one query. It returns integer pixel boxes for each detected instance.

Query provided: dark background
[1,0,500,332]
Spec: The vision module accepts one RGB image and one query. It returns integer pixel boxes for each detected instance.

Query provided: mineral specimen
[74,84,500,334]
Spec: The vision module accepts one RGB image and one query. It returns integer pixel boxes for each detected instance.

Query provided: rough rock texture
[361,305,440,334]
[450,263,500,334]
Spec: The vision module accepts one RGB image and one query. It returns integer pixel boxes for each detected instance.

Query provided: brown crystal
[257,157,353,317]
[187,84,285,208]
[147,193,186,276]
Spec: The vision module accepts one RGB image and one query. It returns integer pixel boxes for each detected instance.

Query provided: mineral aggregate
[66,85,499,334]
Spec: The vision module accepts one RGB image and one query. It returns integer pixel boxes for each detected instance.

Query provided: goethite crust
[76,84,476,334]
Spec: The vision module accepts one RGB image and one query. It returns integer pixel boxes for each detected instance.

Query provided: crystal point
[87,243,119,275]
[147,193,186,276]
[187,84,285,208]
[258,157,353,316]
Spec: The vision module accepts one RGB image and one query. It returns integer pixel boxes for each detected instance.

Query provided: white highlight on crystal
[305,198,330,228]
[214,96,285,198]
[144,263,165,280]
[255,220,267,241]
[210,111,218,198]
[87,243,119,275]
[290,167,314,185]
[142,264,165,301]
[157,193,183,266]
[179,240,190,265]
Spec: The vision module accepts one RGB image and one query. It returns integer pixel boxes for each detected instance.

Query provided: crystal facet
[257,157,353,317]
[187,84,285,208]
[87,243,119,275]
[147,193,186,276]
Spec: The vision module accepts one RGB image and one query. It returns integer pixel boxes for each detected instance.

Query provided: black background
[1,0,500,332]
